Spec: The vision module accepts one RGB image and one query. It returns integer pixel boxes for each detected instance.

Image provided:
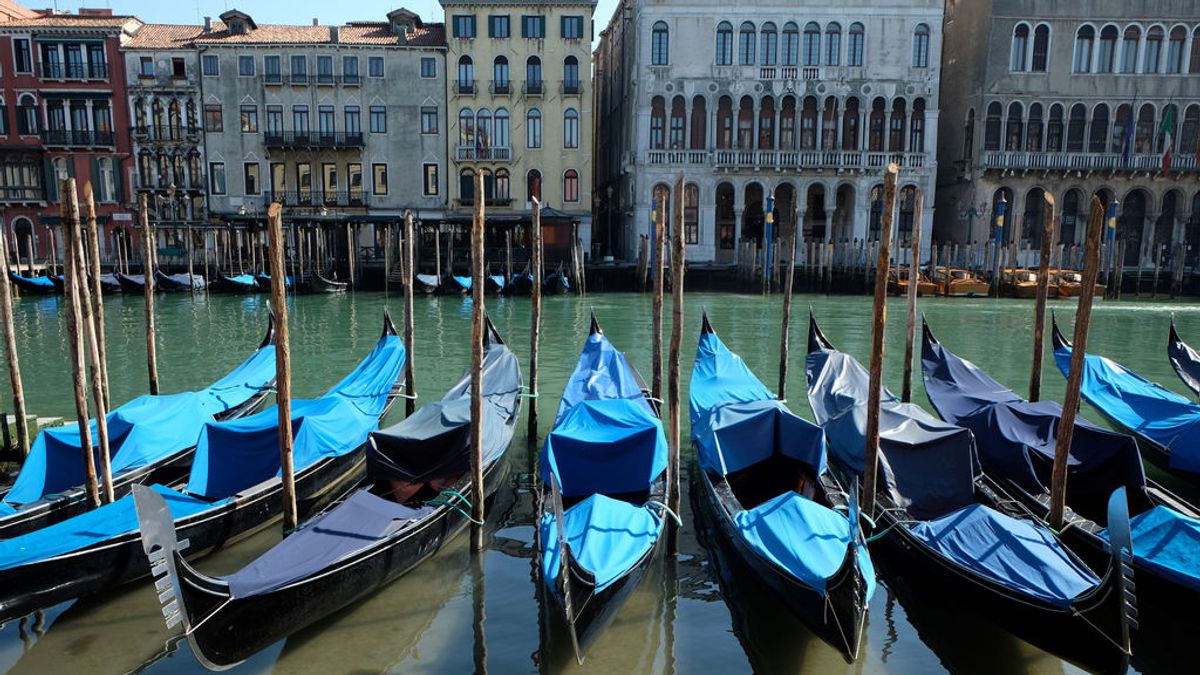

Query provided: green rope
[864,522,901,544]
[425,490,484,525]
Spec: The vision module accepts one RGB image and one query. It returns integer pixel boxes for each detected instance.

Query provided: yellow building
[440,0,595,259]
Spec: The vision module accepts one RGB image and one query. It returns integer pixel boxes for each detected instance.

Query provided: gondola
[98,273,122,293]
[8,272,57,295]
[114,272,148,293]
[922,321,1200,618]
[536,315,668,663]
[0,315,277,540]
[1167,316,1200,398]
[0,313,405,623]
[132,316,520,669]
[309,272,348,293]
[543,270,569,295]
[255,272,293,291]
[447,275,472,294]
[213,274,258,293]
[689,313,874,659]
[48,274,65,292]
[414,273,440,294]
[508,272,534,295]
[154,270,206,292]
[806,316,1133,669]
[485,273,506,294]
[1052,315,1200,482]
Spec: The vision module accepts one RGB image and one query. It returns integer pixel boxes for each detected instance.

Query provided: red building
[0,9,141,270]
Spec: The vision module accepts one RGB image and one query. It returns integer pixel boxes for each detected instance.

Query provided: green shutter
[561,16,566,38]
[91,157,100,198]
[113,156,124,204]
[44,158,58,202]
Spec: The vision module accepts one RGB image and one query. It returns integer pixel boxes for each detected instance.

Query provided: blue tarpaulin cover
[224,490,433,598]
[540,494,662,592]
[1053,336,1200,473]
[9,272,54,290]
[4,337,276,506]
[451,276,472,290]
[688,330,775,423]
[1101,505,1200,592]
[222,274,258,289]
[488,274,506,290]
[910,504,1100,608]
[0,484,214,571]
[923,332,1146,500]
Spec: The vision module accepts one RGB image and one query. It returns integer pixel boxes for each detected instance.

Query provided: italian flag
[1162,105,1175,175]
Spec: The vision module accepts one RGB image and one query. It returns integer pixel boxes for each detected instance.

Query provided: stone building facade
[595,0,943,263]
[935,0,1200,267]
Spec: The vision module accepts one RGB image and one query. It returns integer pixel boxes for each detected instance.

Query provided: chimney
[78,8,113,16]
[330,26,339,43]
[312,18,318,26]
[203,16,211,32]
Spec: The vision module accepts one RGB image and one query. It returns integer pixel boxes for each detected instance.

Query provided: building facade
[440,0,595,258]
[935,0,1200,267]
[0,9,139,264]
[595,0,943,263]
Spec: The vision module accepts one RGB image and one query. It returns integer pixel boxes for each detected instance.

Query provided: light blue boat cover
[488,274,506,289]
[910,504,1100,608]
[3,336,277,506]
[452,275,472,290]
[539,494,663,592]
[0,484,213,571]
[1101,505,1200,592]
[9,272,54,289]
[187,333,404,499]
[223,274,258,289]
[255,273,294,290]
[1053,336,1200,473]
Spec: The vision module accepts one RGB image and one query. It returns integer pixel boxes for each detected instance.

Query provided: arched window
[459,107,474,146]
[889,99,907,151]
[760,23,778,66]
[1181,104,1200,161]
[1061,189,1083,245]
[782,22,799,66]
[1026,103,1044,151]
[1005,102,1024,151]
[494,108,510,148]
[563,169,579,202]
[869,97,886,151]
[652,21,669,65]
[848,23,865,67]
[526,108,542,148]
[17,93,38,134]
[801,96,818,149]
[822,97,838,149]
[737,96,754,148]
[526,56,542,92]
[716,182,736,250]
[1121,26,1141,73]
[1191,27,1200,73]
[1112,103,1132,153]
[495,169,510,200]
[1135,103,1155,152]
[913,24,930,68]
[758,96,775,149]
[1011,23,1030,71]
[460,168,475,203]
[652,184,670,223]
[152,98,163,130]
[669,96,685,148]
[803,22,820,67]
[476,108,493,151]
[97,157,115,202]
[650,96,665,149]
[563,55,579,90]
[739,22,756,65]
[843,97,860,150]
[493,56,510,91]
[1089,104,1109,153]
[1158,104,1177,153]
[825,23,841,66]
[690,96,707,150]
[1144,26,1164,73]
[457,55,474,92]
[1066,103,1087,152]
[1047,104,1064,151]
[716,22,733,66]
[133,98,146,129]
[1097,25,1118,73]
[780,95,796,149]
[684,183,699,244]
[138,151,153,185]
[526,169,541,203]
[717,96,733,148]
[963,108,975,159]
[984,101,1002,151]
[1074,25,1095,72]
[1032,24,1050,71]
[909,98,926,153]
[1167,26,1187,73]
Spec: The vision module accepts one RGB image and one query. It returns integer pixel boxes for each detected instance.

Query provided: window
[716,22,733,66]
[453,15,476,39]
[202,54,219,76]
[563,169,579,202]
[526,169,541,203]
[0,101,6,136]
[495,169,510,200]
[825,23,841,66]
[238,55,255,77]
[1005,102,1023,151]
[269,162,285,196]
[293,105,309,133]
[297,163,312,202]
[458,56,474,91]
[266,105,283,133]
[369,57,384,78]
[459,107,474,147]
[1032,25,1050,71]
[204,104,222,132]
[1074,26,1095,72]
[244,163,260,195]
[848,23,864,66]
[172,57,186,78]
[889,99,907,151]
[522,15,545,39]
[1144,26,1163,73]
[669,96,685,148]
[652,21,669,65]
[460,168,476,202]
[1026,103,1043,151]
[421,107,438,134]
[370,106,386,133]
[420,57,436,78]
[650,96,665,149]
[563,55,579,91]
[684,184,699,244]
[372,163,388,195]
[526,108,542,148]
[1121,26,1141,73]
[495,108,510,147]
[317,55,333,83]
[291,55,308,82]
[1011,23,1029,71]
[423,163,439,196]
[493,56,509,90]
[489,15,510,38]
[16,94,36,135]
[1067,103,1087,152]
[984,102,1002,151]
[96,157,114,201]
[782,23,799,66]
[345,106,361,134]
[761,23,777,66]
[13,38,31,73]
[318,106,335,136]
[739,22,756,65]
[1047,104,1064,151]
[1097,25,1117,73]
[139,56,154,77]
[913,24,930,68]
[1090,104,1109,152]
[564,108,579,148]
[803,22,820,66]
[264,55,281,82]
[562,16,583,40]
[240,105,257,133]
[1192,27,1200,74]
[209,162,226,194]
[321,163,337,203]
[344,56,360,83]
[348,163,362,201]
[1167,26,1187,74]
[526,56,542,91]
[1112,104,1131,153]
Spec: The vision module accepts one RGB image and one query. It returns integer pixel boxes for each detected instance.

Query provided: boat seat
[540,494,662,592]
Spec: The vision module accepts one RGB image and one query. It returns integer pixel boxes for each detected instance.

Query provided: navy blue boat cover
[1168,319,1200,397]
[922,329,1146,500]
[3,331,277,507]
[1053,328,1200,473]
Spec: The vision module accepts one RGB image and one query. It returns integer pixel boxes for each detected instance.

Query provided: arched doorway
[715,182,735,262]
[1061,189,1084,246]
[1022,187,1045,250]
[743,183,764,243]
[774,183,795,242]
[805,184,827,241]
[1120,190,1148,266]
[11,217,34,269]
[835,184,855,241]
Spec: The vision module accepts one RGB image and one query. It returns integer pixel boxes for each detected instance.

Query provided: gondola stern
[1104,486,1137,658]
[700,309,714,336]
[483,312,505,346]
[588,311,602,336]
[1051,312,1072,351]
[259,311,277,349]
[807,312,834,354]
[131,486,202,636]
[382,308,399,338]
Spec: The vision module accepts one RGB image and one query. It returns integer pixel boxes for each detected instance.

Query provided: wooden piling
[384,224,392,296]
[652,197,665,400]
[266,202,297,532]
[1152,244,1162,298]
[403,212,417,417]
[1030,193,1056,403]
[528,199,544,445]
[862,164,900,517]
[901,188,924,403]
[470,171,487,552]
[434,225,442,281]
[61,179,101,508]
[778,204,799,399]
[505,228,513,283]
[73,187,114,503]
[83,184,110,409]
[667,175,686,537]
[1049,197,1105,529]
[138,193,159,395]
[186,220,195,296]
[347,223,356,289]
[0,223,29,457]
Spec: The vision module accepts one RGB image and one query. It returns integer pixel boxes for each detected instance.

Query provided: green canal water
[1,290,1198,675]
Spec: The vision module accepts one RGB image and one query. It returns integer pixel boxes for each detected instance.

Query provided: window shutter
[113,157,124,204]
[44,158,58,202]
[91,157,100,199]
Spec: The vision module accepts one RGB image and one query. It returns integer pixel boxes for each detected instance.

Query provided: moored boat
[929,266,990,297]
[114,272,148,293]
[999,268,1055,298]
[887,268,935,296]
[154,270,206,291]
[485,273,506,294]
[448,275,472,294]
[309,272,348,293]
[254,272,293,291]
[213,274,258,293]
[8,272,57,295]
[414,273,440,294]
[1055,270,1106,298]
[1168,316,1200,397]
[98,273,122,293]
[508,272,534,295]
[543,271,569,295]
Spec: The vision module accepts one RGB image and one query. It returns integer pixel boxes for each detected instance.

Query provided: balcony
[458,196,514,207]
[41,129,115,148]
[455,80,476,96]
[981,150,1199,174]
[315,73,336,86]
[343,74,361,86]
[455,145,513,162]
[524,80,544,97]
[560,80,582,96]
[648,148,927,172]
[40,62,108,80]
[132,125,201,142]
[646,150,711,166]
[270,190,369,208]
[489,80,512,95]
[288,73,310,86]
[263,131,365,149]
[0,186,46,203]
[264,72,283,85]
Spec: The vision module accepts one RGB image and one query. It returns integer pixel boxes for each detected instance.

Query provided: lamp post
[764,191,775,290]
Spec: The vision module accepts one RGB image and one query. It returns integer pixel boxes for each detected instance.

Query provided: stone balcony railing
[646,148,928,171]
[982,150,1199,173]
[455,145,513,162]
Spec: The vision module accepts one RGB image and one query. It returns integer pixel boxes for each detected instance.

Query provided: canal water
[1,290,1198,675]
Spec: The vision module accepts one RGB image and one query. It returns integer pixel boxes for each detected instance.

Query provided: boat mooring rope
[646,500,682,528]
[426,489,484,525]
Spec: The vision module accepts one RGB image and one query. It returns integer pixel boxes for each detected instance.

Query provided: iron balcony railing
[263,130,365,149]
[456,79,477,95]
[40,129,116,147]
[40,62,109,80]
[0,186,46,202]
[560,80,582,96]
[455,145,513,161]
[646,148,928,171]
[270,190,369,207]
[981,150,1199,174]
[131,125,201,141]
[490,80,512,95]
[524,80,544,97]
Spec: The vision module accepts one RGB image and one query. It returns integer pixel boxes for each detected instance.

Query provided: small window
[139,56,154,77]
[452,15,476,39]
[171,57,186,78]
[243,163,260,195]
[13,39,31,73]
[317,55,333,83]
[204,104,222,132]
[526,108,542,148]
[564,108,579,148]
[240,105,258,133]
[372,163,388,195]
[291,55,308,80]
[370,106,387,133]
[343,55,360,82]
[264,55,281,83]
[421,106,438,134]
[522,15,546,39]
[344,106,361,134]
[423,164,439,196]
[209,162,226,194]
[368,57,384,78]
[562,16,584,40]
[420,57,436,78]
[563,169,579,202]
[238,55,255,77]
[913,24,930,68]
[489,15,510,38]
[202,54,219,76]
[652,21,669,65]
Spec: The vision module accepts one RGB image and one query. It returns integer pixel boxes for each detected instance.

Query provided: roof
[0,12,140,31]
[193,21,444,47]
[125,23,209,49]
[0,0,37,21]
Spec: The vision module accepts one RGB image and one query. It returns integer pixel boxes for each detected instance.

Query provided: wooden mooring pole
[527,198,543,445]
[0,222,29,457]
[862,164,900,518]
[61,178,101,508]
[778,203,799,400]
[900,188,924,403]
[266,202,297,532]
[652,197,665,400]
[470,171,487,552]
[1030,193,1056,403]
[73,185,113,503]
[84,184,110,410]
[1050,196,1106,529]
[403,212,417,417]
[667,175,686,549]
[138,193,159,395]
